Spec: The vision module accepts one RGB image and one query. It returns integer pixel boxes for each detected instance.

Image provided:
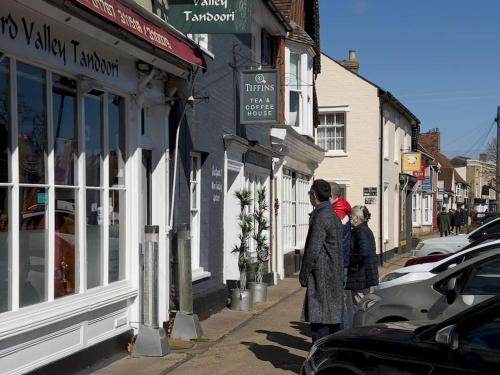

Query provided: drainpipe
[379,95,385,267]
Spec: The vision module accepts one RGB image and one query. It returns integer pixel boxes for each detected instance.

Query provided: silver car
[354,248,500,327]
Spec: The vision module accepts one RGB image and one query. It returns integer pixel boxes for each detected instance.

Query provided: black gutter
[379,96,385,266]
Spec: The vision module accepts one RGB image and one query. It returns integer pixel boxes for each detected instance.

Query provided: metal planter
[230,289,254,311]
[249,282,268,303]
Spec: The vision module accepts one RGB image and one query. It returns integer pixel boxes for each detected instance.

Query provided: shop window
[0,58,9,312]
[282,170,310,250]
[86,189,102,289]
[85,94,103,187]
[19,187,47,307]
[17,62,47,184]
[0,58,10,183]
[0,187,9,312]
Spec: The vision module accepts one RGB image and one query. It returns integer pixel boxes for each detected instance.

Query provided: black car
[301,295,500,374]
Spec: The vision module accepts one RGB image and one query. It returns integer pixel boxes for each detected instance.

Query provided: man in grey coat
[299,179,344,343]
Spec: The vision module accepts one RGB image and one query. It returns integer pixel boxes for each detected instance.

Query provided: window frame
[0,54,129,315]
[316,112,346,153]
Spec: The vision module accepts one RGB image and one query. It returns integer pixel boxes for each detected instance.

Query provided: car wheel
[376,316,408,324]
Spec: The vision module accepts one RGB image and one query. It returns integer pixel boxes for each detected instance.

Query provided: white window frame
[423,194,432,225]
[282,169,310,251]
[0,54,129,316]
[190,152,208,281]
[316,112,346,153]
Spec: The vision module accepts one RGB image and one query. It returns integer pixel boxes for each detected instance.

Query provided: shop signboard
[363,187,377,197]
[365,197,377,205]
[169,0,254,34]
[239,69,279,124]
[422,176,432,192]
[402,152,422,173]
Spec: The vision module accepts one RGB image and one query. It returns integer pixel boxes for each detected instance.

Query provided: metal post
[496,106,500,212]
[133,225,169,357]
[171,224,204,341]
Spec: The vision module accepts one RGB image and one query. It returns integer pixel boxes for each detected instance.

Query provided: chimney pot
[349,50,357,61]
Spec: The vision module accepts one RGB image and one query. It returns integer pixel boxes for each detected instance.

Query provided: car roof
[429,247,500,282]
[468,217,500,238]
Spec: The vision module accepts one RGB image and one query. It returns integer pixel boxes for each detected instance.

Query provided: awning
[75,0,205,69]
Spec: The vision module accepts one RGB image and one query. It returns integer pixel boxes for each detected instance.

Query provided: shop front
[0,1,203,373]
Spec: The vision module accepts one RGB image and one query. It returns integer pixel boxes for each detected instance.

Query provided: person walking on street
[460,207,469,230]
[299,179,344,344]
[345,206,379,304]
[438,207,451,237]
[330,182,352,329]
[453,208,462,235]
[448,208,455,234]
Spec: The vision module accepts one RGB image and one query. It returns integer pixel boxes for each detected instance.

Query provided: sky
[319,0,500,159]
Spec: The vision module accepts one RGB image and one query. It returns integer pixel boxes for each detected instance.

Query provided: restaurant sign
[240,69,279,124]
[169,0,254,34]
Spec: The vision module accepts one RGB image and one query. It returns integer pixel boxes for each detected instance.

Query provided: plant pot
[230,289,253,311]
[249,282,268,303]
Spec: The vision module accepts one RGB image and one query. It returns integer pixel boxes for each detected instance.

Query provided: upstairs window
[316,113,346,152]
[289,53,301,127]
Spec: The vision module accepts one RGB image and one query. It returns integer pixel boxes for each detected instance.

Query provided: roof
[263,0,293,32]
[321,52,421,127]
[454,170,468,186]
[288,21,315,47]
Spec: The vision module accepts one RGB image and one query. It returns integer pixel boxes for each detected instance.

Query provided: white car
[413,217,500,257]
[378,239,500,289]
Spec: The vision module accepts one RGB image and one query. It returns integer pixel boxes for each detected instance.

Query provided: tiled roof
[288,21,315,46]
[273,0,292,19]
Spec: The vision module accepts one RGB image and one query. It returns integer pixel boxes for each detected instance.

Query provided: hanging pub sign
[402,152,422,173]
[239,69,279,124]
[169,0,254,34]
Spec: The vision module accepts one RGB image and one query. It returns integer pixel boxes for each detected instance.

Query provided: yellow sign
[402,152,422,172]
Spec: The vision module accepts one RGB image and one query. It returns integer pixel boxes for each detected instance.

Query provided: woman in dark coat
[345,206,379,302]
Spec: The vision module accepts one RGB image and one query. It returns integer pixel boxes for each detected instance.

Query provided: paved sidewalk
[85,256,409,375]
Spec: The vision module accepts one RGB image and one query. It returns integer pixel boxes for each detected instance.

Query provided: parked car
[405,233,500,267]
[301,295,500,375]
[380,240,500,289]
[414,217,500,257]
[480,212,500,226]
[354,248,500,328]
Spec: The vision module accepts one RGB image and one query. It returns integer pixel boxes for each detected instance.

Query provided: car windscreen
[431,245,500,274]
[469,221,500,241]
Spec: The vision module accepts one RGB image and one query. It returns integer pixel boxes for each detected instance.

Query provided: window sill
[325,151,348,157]
[0,281,137,340]
[192,267,211,282]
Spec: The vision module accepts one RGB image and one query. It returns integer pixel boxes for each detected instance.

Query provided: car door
[436,255,500,320]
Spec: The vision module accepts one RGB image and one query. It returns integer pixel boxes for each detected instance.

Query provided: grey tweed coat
[299,201,344,325]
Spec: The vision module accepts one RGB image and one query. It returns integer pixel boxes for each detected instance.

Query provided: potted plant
[230,190,254,311]
[249,187,270,303]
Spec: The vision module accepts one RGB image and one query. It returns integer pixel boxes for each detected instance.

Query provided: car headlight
[380,272,409,283]
[415,242,425,250]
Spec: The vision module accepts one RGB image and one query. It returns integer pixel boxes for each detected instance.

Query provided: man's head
[309,179,331,207]
[330,182,342,201]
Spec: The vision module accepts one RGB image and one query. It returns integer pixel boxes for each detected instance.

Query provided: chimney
[480,153,488,162]
[340,49,360,73]
[419,129,441,156]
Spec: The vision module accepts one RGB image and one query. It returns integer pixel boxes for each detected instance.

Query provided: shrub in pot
[249,187,270,303]
[230,190,254,311]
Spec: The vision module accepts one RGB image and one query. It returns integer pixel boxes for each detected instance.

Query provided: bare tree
[486,136,497,162]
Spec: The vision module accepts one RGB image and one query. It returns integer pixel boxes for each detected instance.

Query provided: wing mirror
[445,277,457,304]
[435,325,459,350]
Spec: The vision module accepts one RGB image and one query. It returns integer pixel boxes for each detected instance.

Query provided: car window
[483,222,500,235]
[459,317,500,351]
[432,248,497,274]
[462,257,500,295]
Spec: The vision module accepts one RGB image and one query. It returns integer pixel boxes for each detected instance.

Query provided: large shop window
[0,58,127,315]
[282,170,310,250]
[316,113,346,152]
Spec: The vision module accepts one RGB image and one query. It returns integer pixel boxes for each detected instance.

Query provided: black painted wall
[169,34,256,319]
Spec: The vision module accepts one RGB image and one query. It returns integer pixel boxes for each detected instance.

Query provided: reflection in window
[108,94,125,187]
[86,189,102,289]
[53,74,77,185]
[85,95,103,187]
[55,189,76,298]
[17,62,47,184]
[289,91,300,127]
[19,187,47,307]
[109,190,125,283]
[0,188,9,312]
[0,58,10,183]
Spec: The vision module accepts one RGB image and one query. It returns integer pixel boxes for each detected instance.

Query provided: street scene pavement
[87,256,409,375]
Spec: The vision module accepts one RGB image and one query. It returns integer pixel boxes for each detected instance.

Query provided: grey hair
[352,205,371,222]
[330,182,342,198]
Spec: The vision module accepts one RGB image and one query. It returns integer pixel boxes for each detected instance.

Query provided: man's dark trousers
[310,323,341,343]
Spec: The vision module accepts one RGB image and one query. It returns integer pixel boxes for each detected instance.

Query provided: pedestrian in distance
[453,208,462,235]
[299,179,344,344]
[438,207,451,237]
[460,207,469,229]
[345,206,379,304]
[448,208,455,234]
[330,182,353,329]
